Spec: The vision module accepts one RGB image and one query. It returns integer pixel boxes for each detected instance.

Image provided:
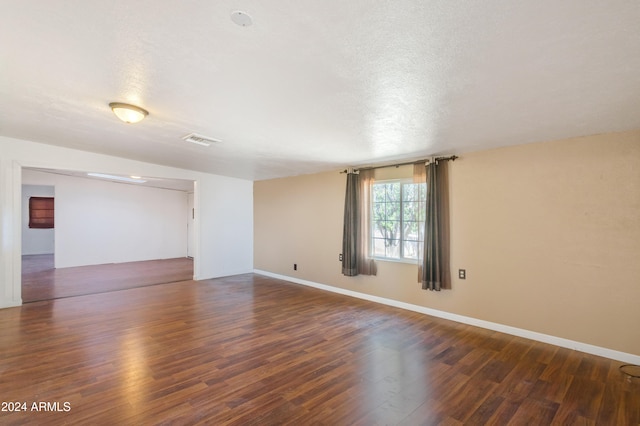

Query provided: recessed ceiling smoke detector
[231,11,253,27]
[183,133,221,147]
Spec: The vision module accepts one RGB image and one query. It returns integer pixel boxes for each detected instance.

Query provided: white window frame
[370,179,426,263]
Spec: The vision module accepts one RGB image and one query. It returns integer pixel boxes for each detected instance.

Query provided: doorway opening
[21,168,196,302]
[21,184,56,301]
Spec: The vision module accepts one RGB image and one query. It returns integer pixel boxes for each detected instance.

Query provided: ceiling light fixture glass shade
[109,102,148,123]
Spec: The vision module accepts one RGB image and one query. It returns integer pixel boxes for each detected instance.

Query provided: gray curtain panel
[421,160,451,290]
[342,170,360,276]
[357,169,377,276]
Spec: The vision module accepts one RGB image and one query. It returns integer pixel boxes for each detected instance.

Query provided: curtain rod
[341,155,458,173]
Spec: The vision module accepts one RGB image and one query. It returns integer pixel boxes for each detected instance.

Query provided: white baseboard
[253,269,640,365]
[0,300,22,309]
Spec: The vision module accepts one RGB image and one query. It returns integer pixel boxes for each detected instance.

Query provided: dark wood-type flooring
[21,254,193,302]
[1,273,638,425]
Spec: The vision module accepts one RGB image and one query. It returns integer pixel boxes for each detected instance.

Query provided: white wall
[187,192,195,258]
[23,170,188,268]
[198,178,254,278]
[21,184,55,255]
[0,135,254,308]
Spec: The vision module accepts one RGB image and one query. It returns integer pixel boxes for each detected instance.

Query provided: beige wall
[254,130,640,356]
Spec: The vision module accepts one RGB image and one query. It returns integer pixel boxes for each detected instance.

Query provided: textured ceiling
[1,1,639,181]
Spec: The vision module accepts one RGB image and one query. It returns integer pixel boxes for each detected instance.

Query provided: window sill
[373,257,420,266]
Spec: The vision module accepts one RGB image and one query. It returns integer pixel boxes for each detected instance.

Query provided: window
[29,197,54,229]
[371,180,426,261]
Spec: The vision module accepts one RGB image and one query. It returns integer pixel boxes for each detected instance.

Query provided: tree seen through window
[371,181,426,260]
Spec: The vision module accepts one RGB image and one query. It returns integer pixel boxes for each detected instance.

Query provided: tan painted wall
[254,130,640,356]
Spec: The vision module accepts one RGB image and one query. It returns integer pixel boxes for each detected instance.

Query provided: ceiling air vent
[183,133,221,147]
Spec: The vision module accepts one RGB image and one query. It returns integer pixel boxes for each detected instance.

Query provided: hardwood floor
[21,255,193,302]
[1,273,638,425]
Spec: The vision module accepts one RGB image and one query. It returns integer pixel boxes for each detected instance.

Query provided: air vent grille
[183,133,221,147]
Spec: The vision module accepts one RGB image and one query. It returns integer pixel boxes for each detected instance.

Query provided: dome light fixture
[109,102,148,124]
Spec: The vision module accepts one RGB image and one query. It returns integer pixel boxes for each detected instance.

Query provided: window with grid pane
[371,181,426,260]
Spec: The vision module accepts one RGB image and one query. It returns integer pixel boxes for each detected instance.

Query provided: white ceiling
[2,1,639,181]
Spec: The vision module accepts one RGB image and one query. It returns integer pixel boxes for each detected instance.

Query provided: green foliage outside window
[371,181,426,260]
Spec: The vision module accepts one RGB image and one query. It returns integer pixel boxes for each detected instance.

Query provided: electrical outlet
[294,263,297,271]
[339,254,343,261]
[458,269,466,279]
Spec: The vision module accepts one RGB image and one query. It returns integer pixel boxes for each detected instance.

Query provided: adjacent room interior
[20,168,195,302]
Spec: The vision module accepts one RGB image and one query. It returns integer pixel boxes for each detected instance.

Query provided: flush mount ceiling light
[109,102,148,124]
